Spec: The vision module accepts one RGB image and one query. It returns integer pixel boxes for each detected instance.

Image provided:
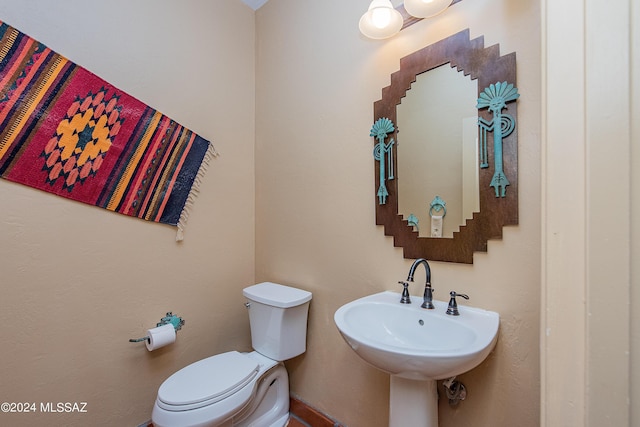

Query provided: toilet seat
[157,351,259,412]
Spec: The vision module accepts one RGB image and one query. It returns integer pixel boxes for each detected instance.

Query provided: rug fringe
[176,143,219,241]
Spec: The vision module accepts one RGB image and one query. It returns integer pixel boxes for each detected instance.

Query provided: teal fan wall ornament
[370,117,396,204]
[477,82,520,197]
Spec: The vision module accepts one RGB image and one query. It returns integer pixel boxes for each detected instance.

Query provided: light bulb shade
[359,0,404,40]
[404,0,453,18]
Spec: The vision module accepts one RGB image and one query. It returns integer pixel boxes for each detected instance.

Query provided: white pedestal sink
[334,291,499,426]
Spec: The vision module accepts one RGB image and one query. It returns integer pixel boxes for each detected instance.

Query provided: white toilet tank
[243,282,312,361]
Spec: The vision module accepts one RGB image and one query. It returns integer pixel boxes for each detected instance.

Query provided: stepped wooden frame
[372,29,518,263]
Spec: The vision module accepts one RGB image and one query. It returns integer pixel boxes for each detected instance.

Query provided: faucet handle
[399,281,411,304]
[446,291,469,316]
[451,291,469,300]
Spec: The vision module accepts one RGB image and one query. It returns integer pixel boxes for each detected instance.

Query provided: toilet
[151,282,312,427]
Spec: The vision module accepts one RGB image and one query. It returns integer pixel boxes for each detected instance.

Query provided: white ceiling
[241,0,269,10]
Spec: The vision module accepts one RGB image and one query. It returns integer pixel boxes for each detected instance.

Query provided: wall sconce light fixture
[403,0,452,18]
[359,0,404,39]
[360,0,455,39]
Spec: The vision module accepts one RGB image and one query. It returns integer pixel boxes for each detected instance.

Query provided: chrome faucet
[405,258,434,309]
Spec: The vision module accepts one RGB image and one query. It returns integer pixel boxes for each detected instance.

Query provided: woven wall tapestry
[0,20,217,240]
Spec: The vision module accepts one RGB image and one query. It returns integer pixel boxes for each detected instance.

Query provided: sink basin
[334,291,499,380]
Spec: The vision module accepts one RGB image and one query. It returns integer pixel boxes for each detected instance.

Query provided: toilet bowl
[152,282,312,427]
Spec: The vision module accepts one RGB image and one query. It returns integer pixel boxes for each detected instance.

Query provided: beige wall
[255,0,540,426]
[633,0,640,422]
[541,0,638,425]
[0,1,256,426]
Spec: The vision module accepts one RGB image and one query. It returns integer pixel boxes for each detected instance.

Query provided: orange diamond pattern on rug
[41,88,123,191]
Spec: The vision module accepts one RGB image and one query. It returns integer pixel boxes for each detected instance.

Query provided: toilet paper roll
[145,323,176,351]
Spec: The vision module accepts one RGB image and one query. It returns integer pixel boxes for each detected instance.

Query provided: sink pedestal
[389,377,438,427]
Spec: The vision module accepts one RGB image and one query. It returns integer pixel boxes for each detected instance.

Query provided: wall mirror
[396,64,479,238]
[371,29,519,263]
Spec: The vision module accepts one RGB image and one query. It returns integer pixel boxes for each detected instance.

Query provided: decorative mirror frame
[372,29,518,263]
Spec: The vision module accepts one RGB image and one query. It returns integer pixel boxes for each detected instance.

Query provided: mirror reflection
[396,65,478,238]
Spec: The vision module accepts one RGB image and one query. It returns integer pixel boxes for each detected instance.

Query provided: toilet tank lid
[243,282,312,308]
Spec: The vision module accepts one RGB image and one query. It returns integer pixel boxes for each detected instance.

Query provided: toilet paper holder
[129,312,185,343]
